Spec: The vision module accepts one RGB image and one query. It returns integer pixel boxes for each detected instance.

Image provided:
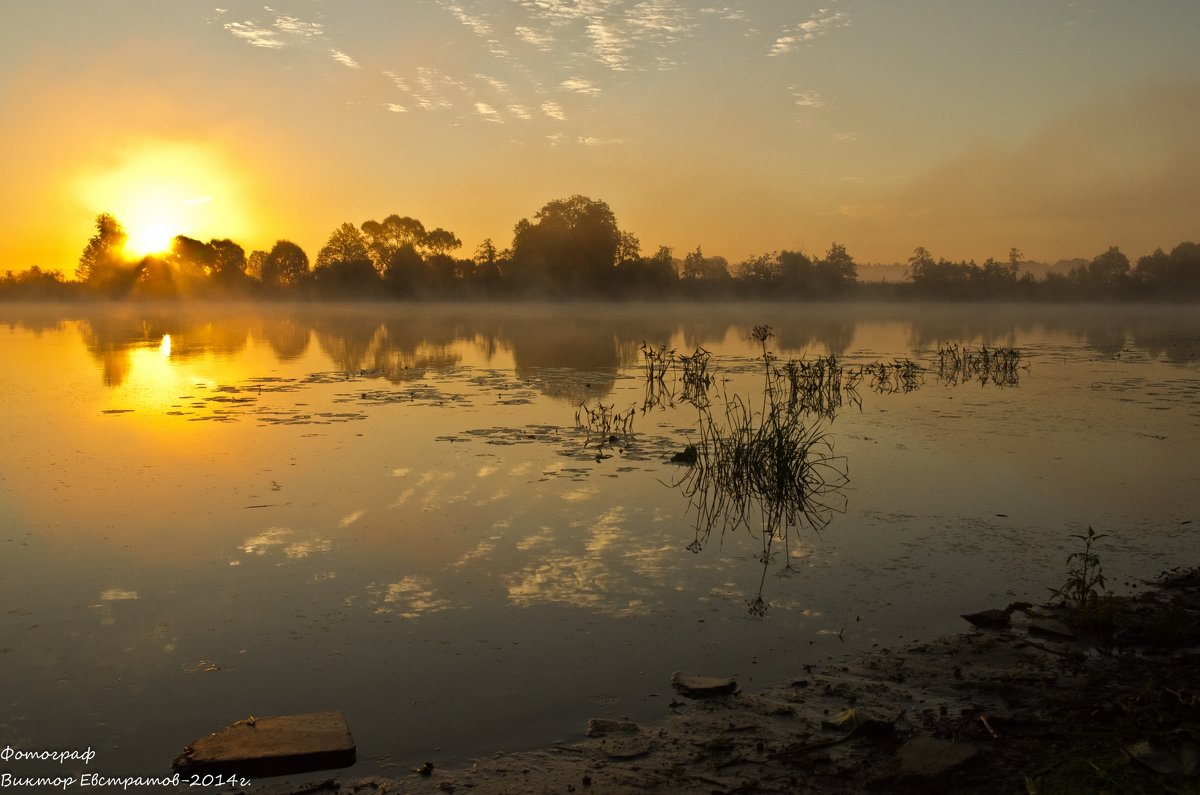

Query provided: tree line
[3,194,1199,300]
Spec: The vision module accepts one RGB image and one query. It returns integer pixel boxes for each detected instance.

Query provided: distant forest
[3,195,1198,301]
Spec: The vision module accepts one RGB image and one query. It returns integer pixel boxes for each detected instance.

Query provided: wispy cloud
[561,77,600,95]
[274,14,324,39]
[224,21,284,49]
[474,73,510,93]
[792,89,826,109]
[222,9,327,50]
[475,102,503,122]
[330,49,360,69]
[541,101,567,120]
[769,9,850,56]
[578,135,623,146]
[384,103,408,113]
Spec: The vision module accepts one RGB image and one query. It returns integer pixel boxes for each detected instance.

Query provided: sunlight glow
[75,140,253,258]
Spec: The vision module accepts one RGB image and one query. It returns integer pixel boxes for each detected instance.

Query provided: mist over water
[1,301,1196,782]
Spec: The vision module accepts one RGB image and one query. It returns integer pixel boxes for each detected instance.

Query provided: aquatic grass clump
[936,343,1023,386]
[680,392,848,552]
[640,342,715,411]
[675,325,848,613]
[676,347,715,409]
[777,355,863,419]
[860,358,924,394]
[575,400,635,458]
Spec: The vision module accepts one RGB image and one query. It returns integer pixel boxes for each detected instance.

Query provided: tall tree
[76,213,129,287]
[313,223,379,294]
[209,239,249,289]
[261,240,309,290]
[509,195,621,294]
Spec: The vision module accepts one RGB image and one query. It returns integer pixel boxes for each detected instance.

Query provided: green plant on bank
[1048,526,1109,609]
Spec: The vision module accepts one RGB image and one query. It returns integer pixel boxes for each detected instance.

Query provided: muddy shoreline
[243,569,1200,794]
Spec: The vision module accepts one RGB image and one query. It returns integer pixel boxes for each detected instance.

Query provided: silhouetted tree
[312,223,379,294]
[1070,246,1130,297]
[814,243,857,295]
[210,239,249,289]
[0,266,68,300]
[77,213,135,292]
[508,195,621,295]
[735,252,780,295]
[261,240,309,291]
[383,244,428,297]
[681,246,732,294]
[362,215,427,274]
[421,228,462,257]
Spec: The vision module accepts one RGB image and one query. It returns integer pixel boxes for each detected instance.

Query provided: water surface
[1,301,1197,783]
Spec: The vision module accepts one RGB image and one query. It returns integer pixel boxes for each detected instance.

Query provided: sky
[1,0,1198,273]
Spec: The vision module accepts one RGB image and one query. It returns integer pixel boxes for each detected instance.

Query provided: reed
[936,343,1022,386]
[676,325,848,613]
[575,400,636,458]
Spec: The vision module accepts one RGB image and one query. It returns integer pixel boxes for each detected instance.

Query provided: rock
[1028,619,1076,640]
[961,609,1010,629]
[602,737,652,760]
[669,445,698,465]
[172,710,356,777]
[585,718,639,737]
[896,735,977,778]
[670,672,738,698]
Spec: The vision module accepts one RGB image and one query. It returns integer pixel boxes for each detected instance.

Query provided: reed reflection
[654,325,1025,614]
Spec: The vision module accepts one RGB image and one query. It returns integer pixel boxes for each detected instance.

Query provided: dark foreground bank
[239,569,1200,794]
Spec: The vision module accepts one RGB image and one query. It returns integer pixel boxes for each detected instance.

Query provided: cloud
[443,2,492,37]
[515,25,553,47]
[475,102,503,122]
[578,135,623,146]
[541,101,566,120]
[330,49,360,69]
[274,14,324,39]
[474,73,510,93]
[792,89,825,109]
[561,77,600,95]
[384,103,408,113]
[507,103,533,119]
[224,21,284,49]
[769,9,849,56]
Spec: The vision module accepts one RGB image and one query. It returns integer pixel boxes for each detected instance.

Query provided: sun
[76,140,252,259]
[121,193,190,258]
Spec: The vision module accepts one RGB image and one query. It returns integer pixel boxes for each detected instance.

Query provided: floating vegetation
[936,343,1023,387]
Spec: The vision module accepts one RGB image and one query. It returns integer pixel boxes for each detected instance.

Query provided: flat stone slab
[173,710,356,778]
[896,735,977,778]
[670,672,738,698]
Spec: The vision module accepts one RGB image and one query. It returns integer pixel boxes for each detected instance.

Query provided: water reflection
[645,326,1029,613]
[19,303,1188,397]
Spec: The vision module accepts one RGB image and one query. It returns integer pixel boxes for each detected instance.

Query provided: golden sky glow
[1,1,1198,272]
[74,140,252,258]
